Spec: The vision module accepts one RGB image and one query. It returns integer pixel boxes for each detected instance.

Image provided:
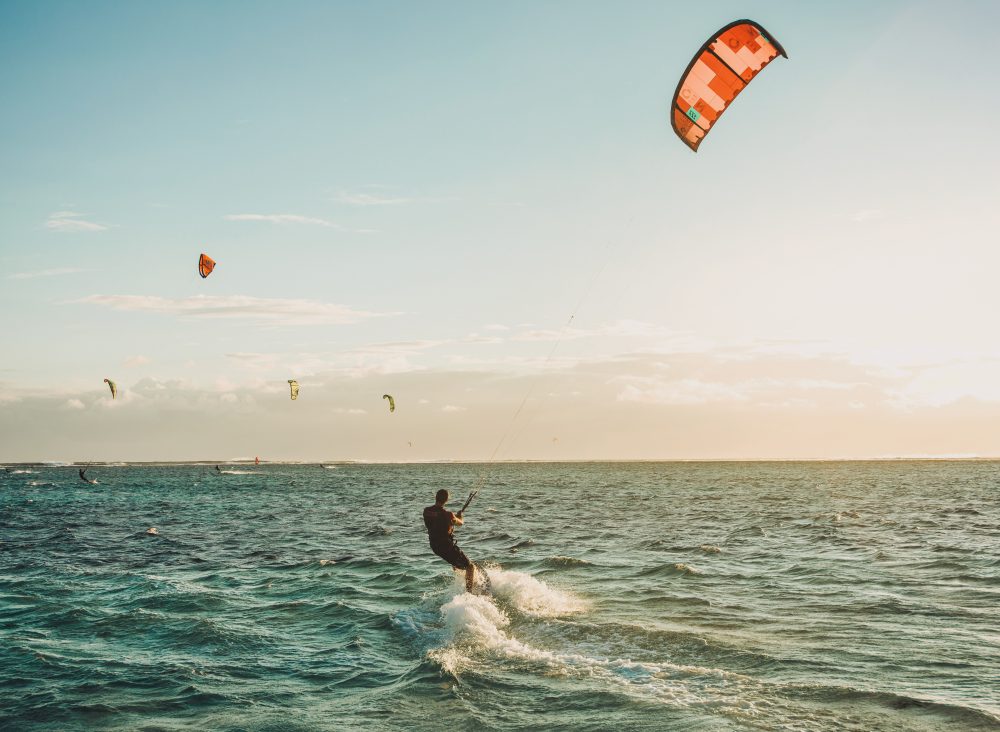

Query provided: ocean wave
[639,538,687,551]
[789,683,1000,730]
[4,462,998,731]
[427,590,773,719]
[724,525,767,542]
[485,567,586,617]
[636,563,703,578]
[480,532,514,541]
[428,573,586,675]
[428,597,1000,731]
[542,556,593,567]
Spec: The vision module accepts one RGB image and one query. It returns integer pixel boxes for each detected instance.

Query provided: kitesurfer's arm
[451,511,464,526]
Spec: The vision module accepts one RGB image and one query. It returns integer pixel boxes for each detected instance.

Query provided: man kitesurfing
[423,488,479,593]
[79,468,97,485]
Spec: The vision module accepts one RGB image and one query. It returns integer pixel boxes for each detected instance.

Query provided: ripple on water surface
[1,461,999,730]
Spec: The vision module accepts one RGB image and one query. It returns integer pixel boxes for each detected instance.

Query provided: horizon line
[5,456,1000,466]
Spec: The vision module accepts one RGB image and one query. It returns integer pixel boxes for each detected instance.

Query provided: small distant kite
[103,378,117,399]
[198,253,216,278]
[382,394,395,413]
[670,19,787,152]
[288,380,300,400]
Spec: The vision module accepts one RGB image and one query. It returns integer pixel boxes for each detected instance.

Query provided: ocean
[1,461,998,731]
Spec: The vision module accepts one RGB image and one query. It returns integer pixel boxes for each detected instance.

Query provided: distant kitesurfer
[215,465,222,473]
[423,489,476,592]
[78,468,96,485]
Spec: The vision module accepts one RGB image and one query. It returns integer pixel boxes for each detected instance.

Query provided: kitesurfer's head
[435,489,449,505]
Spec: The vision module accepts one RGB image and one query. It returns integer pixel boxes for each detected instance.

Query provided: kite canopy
[382,394,395,413]
[103,378,117,400]
[198,253,216,278]
[671,19,787,152]
[288,380,299,400]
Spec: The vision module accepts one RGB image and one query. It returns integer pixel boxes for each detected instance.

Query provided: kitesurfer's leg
[465,563,475,593]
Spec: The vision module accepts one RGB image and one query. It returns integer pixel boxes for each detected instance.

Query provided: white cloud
[617,378,753,406]
[512,327,588,342]
[64,398,85,410]
[44,211,107,232]
[484,324,510,332]
[333,190,410,206]
[442,405,466,413]
[356,340,446,353]
[466,334,504,344]
[8,267,90,280]
[124,355,151,368]
[612,357,877,407]
[222,343,437,379]
[78,294,392,326]
[226,352,278,366]
[332,407,367,415]
[224,213,341,228]
[508,320,692,345]
[886,359,1000,408]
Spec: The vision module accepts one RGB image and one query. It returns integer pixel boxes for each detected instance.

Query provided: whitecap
[673,563,702,576]
[427,581,760,714]
[485,567,586,617]
[543,556,593,567]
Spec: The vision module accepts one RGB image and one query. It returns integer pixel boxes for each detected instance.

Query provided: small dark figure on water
[423,489,475,592]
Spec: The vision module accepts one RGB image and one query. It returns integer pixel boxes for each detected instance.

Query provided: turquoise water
[1,462,998,731]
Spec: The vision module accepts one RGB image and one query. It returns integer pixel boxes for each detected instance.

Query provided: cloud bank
[78,294,392,326]
[44,211,107,232]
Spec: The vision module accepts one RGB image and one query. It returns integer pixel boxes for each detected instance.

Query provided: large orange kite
[671,19,787,152]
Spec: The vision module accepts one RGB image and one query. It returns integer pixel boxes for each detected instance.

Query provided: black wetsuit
[422,504,471,569]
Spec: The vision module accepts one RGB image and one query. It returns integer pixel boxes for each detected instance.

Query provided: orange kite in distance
[198,253,216,278]
[671,19,787,152]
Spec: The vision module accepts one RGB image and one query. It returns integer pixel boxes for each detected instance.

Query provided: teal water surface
[1,462,999,731]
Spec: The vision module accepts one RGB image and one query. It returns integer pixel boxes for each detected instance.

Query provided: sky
[2,0,1000,462]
